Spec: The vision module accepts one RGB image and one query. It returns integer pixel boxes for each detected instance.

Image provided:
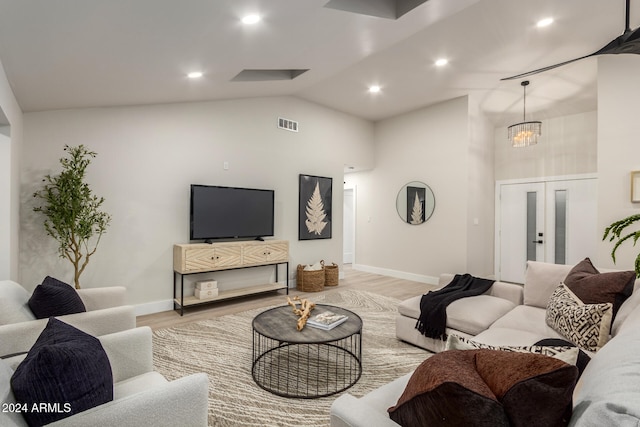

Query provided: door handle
[532,240,543,244]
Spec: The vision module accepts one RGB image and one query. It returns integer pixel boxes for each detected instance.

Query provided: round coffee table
[252,304,362,398]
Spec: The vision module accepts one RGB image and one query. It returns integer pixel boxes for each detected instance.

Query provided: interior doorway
[496,176,598,283]
[343,186,355,264]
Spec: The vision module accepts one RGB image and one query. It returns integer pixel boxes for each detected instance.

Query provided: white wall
[597,55,640,270]
[0,57,23,281]
[494,111,597,181]
[346,96,485,282]
[20,96,374,311]
[467,96,495,277]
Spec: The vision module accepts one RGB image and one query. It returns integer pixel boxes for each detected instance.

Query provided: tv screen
[190,185,275,241]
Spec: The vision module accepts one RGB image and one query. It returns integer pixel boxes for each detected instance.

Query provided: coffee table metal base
[252,329,362,398]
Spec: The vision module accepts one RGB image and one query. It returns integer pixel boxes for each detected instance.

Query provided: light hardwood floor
[136,265,434,330]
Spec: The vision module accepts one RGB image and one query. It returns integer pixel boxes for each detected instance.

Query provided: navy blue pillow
[10,318,113,426]
[28,276,86,319]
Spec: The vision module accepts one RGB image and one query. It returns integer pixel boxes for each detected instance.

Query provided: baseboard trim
[134,299,174,316]
[352,264,438,285]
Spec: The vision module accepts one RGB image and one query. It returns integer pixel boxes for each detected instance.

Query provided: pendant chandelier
[508,80,541,148]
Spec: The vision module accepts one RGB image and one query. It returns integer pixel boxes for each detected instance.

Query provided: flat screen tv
[190,185,275,241]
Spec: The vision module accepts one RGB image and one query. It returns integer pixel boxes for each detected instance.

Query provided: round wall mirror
[396,181,435,225]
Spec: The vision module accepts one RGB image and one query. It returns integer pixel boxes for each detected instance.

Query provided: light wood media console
[173,240,289,316]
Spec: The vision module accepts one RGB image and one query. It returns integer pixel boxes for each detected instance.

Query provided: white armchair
[0,280,136,357]
[1,327,209,427]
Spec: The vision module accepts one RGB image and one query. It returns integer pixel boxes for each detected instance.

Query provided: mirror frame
[396,181,435,225]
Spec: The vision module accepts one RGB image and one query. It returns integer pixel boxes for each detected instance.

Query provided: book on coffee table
[307,310,348,330]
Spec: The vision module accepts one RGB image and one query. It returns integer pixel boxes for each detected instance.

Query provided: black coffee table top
[252,304,362,344]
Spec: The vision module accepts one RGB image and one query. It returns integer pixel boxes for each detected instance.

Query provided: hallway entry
[343,186,355,264]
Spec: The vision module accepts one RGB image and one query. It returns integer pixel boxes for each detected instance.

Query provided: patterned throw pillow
[446,334,579,366]
[546,284,613,352]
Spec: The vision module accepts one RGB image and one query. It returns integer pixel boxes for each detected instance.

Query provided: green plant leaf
[603,214,640,277]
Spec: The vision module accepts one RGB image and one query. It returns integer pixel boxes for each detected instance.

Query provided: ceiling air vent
[232,69,309,82]
[324,0,428,19]
[278,118,298,132]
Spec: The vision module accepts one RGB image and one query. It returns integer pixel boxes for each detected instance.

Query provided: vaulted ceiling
[0,0,636,125]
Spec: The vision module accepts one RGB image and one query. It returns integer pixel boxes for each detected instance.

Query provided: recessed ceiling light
[368,85,381,93]
[242,14,261,25]
[435,58,448,67]
[537,17,554,28]
[187,71,203,79]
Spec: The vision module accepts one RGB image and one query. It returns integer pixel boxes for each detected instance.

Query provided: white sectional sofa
[395,261,640,354]
[330,260,640,426]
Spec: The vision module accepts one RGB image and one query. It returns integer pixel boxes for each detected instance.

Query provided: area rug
[152,290,431,427]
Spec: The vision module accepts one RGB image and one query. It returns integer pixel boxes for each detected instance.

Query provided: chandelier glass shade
[508,80,541,148]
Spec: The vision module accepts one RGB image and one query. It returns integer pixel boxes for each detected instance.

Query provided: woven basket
[296,261,325,292]
[325,263,339,286]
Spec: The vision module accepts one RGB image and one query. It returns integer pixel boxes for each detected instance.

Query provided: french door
[497,177,597,284]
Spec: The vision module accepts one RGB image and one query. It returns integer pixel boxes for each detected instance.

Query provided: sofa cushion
[489,305,565,339]
[397,295,422,319]
[28,276,86,319]
[614,297,640,338]
[612,286,640,336]
[445,295,516,335]
[0,359,27,427]
[523,261,573,308]
[397,294,515,335]
[446,334,579,366]
[564,257,635,319]
[10,318,113,426]
[0,299,35,326]
[114,371,168,399]
[0,281,36,325]
[546,284,613,352]
[388,349,578,427]
[571,312,640,426]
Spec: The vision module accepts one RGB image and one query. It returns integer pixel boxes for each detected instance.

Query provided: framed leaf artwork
[406,186,426,224]
[299,174,332,240]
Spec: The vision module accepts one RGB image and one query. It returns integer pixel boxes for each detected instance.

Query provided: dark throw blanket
[416,273,494,340]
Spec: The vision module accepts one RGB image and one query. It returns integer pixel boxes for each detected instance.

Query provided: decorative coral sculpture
[287,296,316,330]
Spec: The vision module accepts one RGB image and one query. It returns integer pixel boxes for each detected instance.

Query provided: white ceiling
[0,0,637,125]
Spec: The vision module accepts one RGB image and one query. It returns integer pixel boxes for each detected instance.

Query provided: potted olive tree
[33,144,112,289]
[603,214,640,277]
